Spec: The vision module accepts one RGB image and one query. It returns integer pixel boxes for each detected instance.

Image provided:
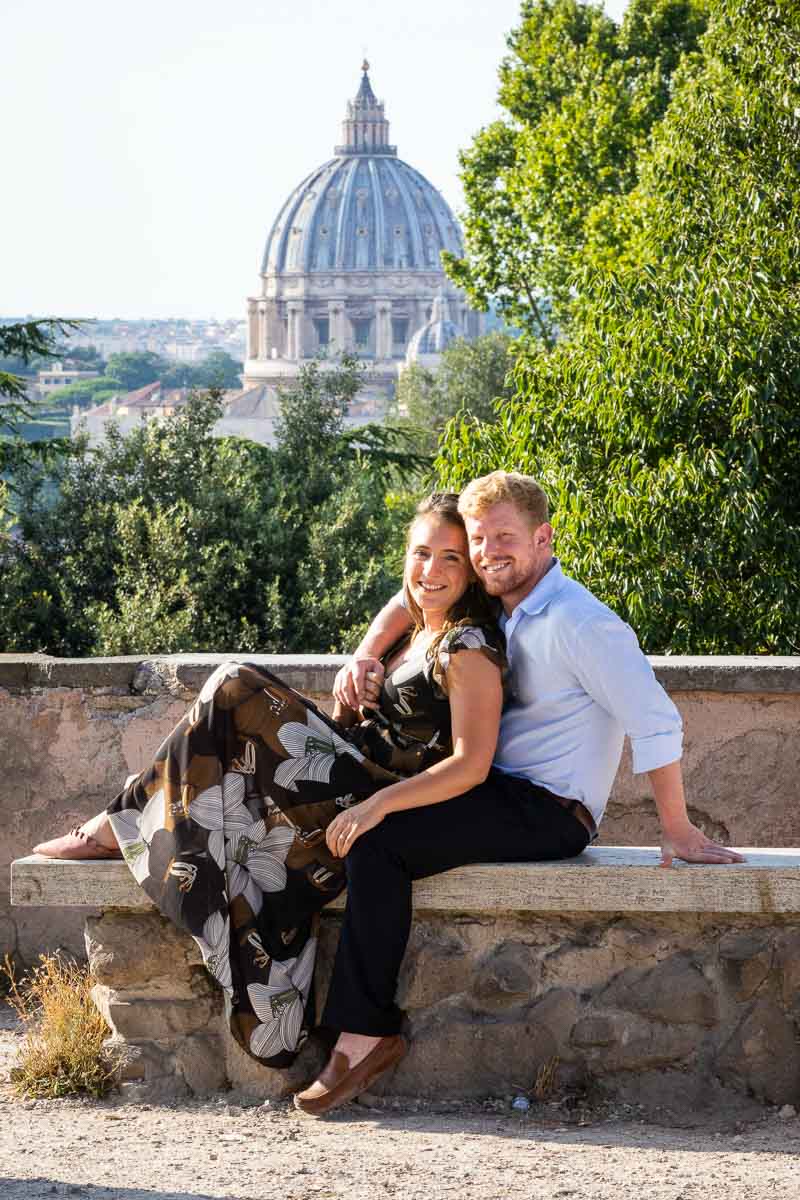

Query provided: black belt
[549,792,597,841]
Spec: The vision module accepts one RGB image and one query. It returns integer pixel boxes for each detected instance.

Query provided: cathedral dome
[244,63,483,410]
[261,63,464,276]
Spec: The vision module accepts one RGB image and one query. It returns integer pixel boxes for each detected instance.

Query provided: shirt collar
[501,557,566,627]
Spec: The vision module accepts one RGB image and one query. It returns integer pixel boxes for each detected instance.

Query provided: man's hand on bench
[649,761,745,867]
[660,821,746,868]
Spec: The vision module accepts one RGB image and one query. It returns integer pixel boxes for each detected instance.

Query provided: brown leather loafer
[294,1034,407,1116]
[33,827,123,860]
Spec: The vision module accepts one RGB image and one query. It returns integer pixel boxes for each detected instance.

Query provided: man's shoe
[33,827,123,860]
[293,1035,407,1116]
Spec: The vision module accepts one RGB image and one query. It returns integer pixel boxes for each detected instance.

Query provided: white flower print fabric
[106,661,400,1067]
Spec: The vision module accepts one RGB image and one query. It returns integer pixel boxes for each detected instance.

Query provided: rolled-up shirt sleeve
[567,615,683,774]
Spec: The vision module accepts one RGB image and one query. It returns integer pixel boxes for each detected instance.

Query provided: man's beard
[477,559,537,598]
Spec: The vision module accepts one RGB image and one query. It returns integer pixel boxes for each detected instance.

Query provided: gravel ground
[2,1003,799,1200]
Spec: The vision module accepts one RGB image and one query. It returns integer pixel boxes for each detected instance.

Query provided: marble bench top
[11,848,800,915]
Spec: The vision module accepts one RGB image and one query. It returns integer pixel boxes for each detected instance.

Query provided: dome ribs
[367,158,386,273]
[333,158,359,272]
[384,159,425,271]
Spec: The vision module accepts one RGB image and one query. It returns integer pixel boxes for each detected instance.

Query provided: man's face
[463,501,554,614]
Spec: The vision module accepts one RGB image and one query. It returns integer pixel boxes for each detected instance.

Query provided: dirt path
[2,1004,799,1200]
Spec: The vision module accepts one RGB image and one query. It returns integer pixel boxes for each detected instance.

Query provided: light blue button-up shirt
[494,559,683,822]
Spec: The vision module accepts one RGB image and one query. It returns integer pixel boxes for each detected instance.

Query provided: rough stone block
[85,911,203,996]
[395,999,560,1098]
[119,1076,190,1102]
[396,923,472,1009]
[106,1035,189,1100]
[525,988,579,1056]
[105,1036,149,1082]
[470,939,542,1010]
[604,1068,763,1125]
[173,1034,227,1095]
[598,954,717,1026]
[583,1012,698,1073]
[602,921,699,963]
[92,985,220,1040]
[718,931,773,1001]
[716,997,800,1105]
[541,942,626,993]
[774,931,800,1010]
[571,1016,616,1048]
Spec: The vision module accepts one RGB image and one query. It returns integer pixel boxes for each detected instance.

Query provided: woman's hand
[326,795,387,858]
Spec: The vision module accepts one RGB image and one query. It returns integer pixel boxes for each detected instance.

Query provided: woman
[34,493,506,1099]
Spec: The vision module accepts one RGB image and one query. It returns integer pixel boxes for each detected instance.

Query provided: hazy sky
[3,0,628,321]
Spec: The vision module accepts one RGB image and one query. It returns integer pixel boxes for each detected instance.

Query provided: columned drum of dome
[243,62,481,420]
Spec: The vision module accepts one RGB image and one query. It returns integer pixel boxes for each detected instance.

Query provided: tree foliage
[160,350,243,390]
[43,377,123,411]
[444,0,708,337]
[437,0,800,654]
[104,351,166,392]
[395,332,517,446]
[0,320,80,477]
[100,349,243,394]
[1,358,425,655]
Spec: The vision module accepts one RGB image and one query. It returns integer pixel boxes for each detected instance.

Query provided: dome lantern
[335,61,396,156]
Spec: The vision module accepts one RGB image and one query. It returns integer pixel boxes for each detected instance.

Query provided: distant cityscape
[18,316,248,368]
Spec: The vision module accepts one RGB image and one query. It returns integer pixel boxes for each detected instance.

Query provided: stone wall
[2,654,800,965]
[84,905,800,1112]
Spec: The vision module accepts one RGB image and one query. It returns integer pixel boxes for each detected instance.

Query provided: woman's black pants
[321,769,591,1037]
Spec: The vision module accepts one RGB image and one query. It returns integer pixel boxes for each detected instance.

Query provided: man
[294,472,743,1115]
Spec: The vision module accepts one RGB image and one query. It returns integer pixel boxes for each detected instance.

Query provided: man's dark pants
[321,769,591,1036]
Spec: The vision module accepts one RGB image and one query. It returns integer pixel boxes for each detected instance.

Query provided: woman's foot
[34,812,122,859]
[293,1033,407,1116]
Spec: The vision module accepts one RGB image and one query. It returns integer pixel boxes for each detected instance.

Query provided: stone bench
[11,848,800,1114]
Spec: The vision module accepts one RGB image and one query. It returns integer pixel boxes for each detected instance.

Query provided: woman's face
[405,514,472,627]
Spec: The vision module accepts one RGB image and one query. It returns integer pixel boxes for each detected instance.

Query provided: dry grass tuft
[2,952,118,1099]
[533,1055,559,1100]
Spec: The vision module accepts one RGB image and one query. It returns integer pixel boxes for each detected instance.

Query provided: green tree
[104,351,168,391]
[160,350,243,390]
[438,0,800,654]
[444,0,707,337]
[195,350,243,389]
[271,355,428,646]
[396,332,517,443]
[0,319,79,477]
[46,376,123,410]
[2,390,284,655]
[52,344,105,368]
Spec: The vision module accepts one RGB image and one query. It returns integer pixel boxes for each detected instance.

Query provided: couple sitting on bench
[34,470,743,1115]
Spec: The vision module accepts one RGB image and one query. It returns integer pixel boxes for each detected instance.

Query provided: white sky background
[2,0,629,321]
